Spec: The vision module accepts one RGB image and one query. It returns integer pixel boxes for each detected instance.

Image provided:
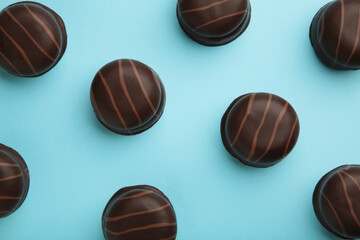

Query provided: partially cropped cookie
[102,185,177,240]
[221,93,300,168]
[90,59,166,135]
[177,0,251,46]
[0,144,30,218]
[0,1,67,77]
[313,165,360,239]
[310,0,360,70]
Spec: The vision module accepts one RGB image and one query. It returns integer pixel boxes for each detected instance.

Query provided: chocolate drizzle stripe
[334,0,344,63]
[90,89,105,122]
[118,60,142,125]
[160,234,177,240]
[129,60,156,114]
[181,0,229,14]
[0,173,22,183]
[107,203,170,222]
[341,171,360,191]
[98,71,128,129]
[0,50,22,75]
[231,93,256,146]
[321,192,346,235]
[150,70,161,117]
[118,191,152,200]
[345,6,360,64]
[338,173,360,227]
[0,26,36,74]
[0,210,9,214]
[319,15,325,42]
[248,94,272,159]
[106,222,177,236]
[5,9,55,61]
[194,10,247,30]
[0,162,19,167]
[24,5,60,50]
[151,70,161,93]
[282,116,298,158]
[0,196,21,200]
[254,102,289,163]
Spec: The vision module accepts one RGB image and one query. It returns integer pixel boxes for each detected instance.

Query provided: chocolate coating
[313,165,360,239]
[90,59,166,135]
[221,93,300,168]
[0,144,29,218]
[0,1,67,77]
[176,0,251,46]
[310,0,360,70]
[102,185,177,240]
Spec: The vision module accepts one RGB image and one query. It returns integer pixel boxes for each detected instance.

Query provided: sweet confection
[310,0,360,70]
[102,185,177,240]
[176,0,251,46]
[0,144,30,218]
[221,93,300,168]
[90,59,166,135]
[0,1,67,77]
[313,165,360,239]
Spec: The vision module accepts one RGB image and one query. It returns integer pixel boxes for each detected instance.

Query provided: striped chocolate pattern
[310,0,360,70]
[0,1,67,77]
[176,0,251,46]
[90,59,166,135]
[0,144,30,218]
[313,165,360,239]
[102,185,177,240]
[221,93,300,168]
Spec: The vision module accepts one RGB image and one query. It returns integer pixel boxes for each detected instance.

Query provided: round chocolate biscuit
[90,59,166,135]
[0,1,67,77]
[221,93,300,168]
[310,0,360,70]
[177,0,251,46]
[102,185,177,240]
[0,143,30,218]
[313,165,360,239]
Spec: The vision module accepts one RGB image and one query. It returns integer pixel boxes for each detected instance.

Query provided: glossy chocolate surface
[310,0,360,70]
[0,144,29,218]
[102,185,177,240]
[313,165,360,239]
[221,93,300,168]
[0,1,67,77]
[177,0,251,46]
[90,59,166,135]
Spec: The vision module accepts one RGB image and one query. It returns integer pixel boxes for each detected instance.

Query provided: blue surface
[1,0,360,239]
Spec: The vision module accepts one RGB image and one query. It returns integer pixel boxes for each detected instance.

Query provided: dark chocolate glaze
[90,59,166,135]
[176,0,251,46]
[221,93,300,168]
[0,144,29,218]
[0,1,67,77]
[102,185,177,240]
[313,165,360,239]
[310,0,360,70]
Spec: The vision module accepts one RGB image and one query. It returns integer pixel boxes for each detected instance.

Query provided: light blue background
[0,0,360,239]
